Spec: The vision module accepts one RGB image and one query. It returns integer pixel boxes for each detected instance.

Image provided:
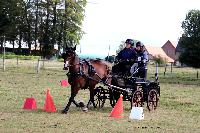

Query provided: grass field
[0,59,200,133]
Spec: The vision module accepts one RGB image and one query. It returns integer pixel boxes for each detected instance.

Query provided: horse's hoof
[81,107,88,112]
[61,110,68,114]
[79,102,85,107]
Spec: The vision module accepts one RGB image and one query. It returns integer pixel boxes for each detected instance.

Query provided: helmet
[125,39,134,46]
[136,41,144,47]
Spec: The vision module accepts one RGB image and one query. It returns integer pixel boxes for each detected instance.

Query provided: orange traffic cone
[43,89,57,112]
[23,97,37,110]
[109,94,124,118]
[60,80,70,87]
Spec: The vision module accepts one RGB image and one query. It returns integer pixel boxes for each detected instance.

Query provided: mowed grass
[0,59,200,133]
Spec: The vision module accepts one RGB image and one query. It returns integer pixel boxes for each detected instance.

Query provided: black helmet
[136,41,144,47]
[125,39,134,46]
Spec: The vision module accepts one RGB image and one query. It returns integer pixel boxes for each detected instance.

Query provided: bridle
[63,52,80,69]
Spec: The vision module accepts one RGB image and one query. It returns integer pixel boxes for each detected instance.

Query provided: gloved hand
[114,59,119,63]
[142,60,146,64]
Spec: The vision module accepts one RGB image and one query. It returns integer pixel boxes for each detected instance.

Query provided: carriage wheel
[147,89,158,111]
[131,90,143,108]
[93,86,106,108]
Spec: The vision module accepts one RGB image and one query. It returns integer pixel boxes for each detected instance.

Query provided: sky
[76,0,200,58]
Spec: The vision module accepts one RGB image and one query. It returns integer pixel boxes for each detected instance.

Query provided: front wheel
[131,90,143,108]
[147,89,158,111]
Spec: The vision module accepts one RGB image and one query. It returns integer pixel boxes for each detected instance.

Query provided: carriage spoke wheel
[93,87,106,108]
[131,90,143,108]
[147,89,158,111]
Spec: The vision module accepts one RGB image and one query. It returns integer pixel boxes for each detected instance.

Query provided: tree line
[179,9,200,68]
[0,0,86,58]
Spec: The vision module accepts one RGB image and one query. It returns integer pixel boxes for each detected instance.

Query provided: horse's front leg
[62,93,77,114]
[72,98,86,108]
[72,99,81,107]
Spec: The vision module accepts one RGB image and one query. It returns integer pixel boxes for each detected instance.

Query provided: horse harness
[66,58,105,85]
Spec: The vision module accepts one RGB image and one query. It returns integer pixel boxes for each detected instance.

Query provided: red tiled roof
[145,45,174,63]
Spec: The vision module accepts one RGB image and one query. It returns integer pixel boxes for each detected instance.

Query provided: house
[161,40,177,61]
[145,45,174,63]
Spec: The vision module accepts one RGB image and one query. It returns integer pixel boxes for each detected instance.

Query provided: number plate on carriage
[65,61,69,67]
[138,57,141,61]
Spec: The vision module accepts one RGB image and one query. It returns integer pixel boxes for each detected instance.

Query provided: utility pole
[3,37,5,71]
[107,45,110,61]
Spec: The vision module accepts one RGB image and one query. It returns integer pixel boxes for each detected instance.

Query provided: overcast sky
[77,0,200,57]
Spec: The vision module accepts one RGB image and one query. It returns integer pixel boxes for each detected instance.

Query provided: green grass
[0,60,200,132]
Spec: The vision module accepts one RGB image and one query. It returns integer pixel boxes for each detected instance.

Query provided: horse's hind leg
[62,93,77,114]
[86,91,93,108]
[87,88,95,108]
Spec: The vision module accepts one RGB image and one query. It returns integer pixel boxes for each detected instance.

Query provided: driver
[116,39,136,61]
[113,39,137,75]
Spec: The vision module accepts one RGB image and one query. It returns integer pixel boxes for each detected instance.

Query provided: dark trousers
[112,62,133,76]
[136,66,147,79]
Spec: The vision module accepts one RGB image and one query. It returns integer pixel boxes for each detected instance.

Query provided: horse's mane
[101,60,112,69]
[89,59,101,62]
[91,59,112,70]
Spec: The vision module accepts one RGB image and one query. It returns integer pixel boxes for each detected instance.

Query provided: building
[145,45,174,63]
[161,40,177,61]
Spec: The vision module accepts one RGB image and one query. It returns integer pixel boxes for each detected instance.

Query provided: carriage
[61,46,160,114]
[92,61,160,111]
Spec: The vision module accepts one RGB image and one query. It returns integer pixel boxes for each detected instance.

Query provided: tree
[0,0,23,53]
[39,0,86,58]
[116,41,125,54]
[178,10,200,68]
[105,55,115,63]
[0,0,86,57]
[62,0,86,51]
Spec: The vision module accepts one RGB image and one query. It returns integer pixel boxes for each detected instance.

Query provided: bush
[154,55,166,66]
[0,54,40,60]
[5,52,16,55]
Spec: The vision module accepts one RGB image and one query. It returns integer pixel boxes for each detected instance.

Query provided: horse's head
[62,46,76,70]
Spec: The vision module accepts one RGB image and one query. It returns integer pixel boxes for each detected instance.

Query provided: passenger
[134,41,149,79]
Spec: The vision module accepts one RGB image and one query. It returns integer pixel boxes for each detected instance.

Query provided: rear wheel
[93,86,106,108]
[131,90,143,108]
[147,89,158,111]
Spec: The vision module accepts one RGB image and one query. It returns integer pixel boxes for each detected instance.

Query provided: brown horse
[61,46,111,114]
